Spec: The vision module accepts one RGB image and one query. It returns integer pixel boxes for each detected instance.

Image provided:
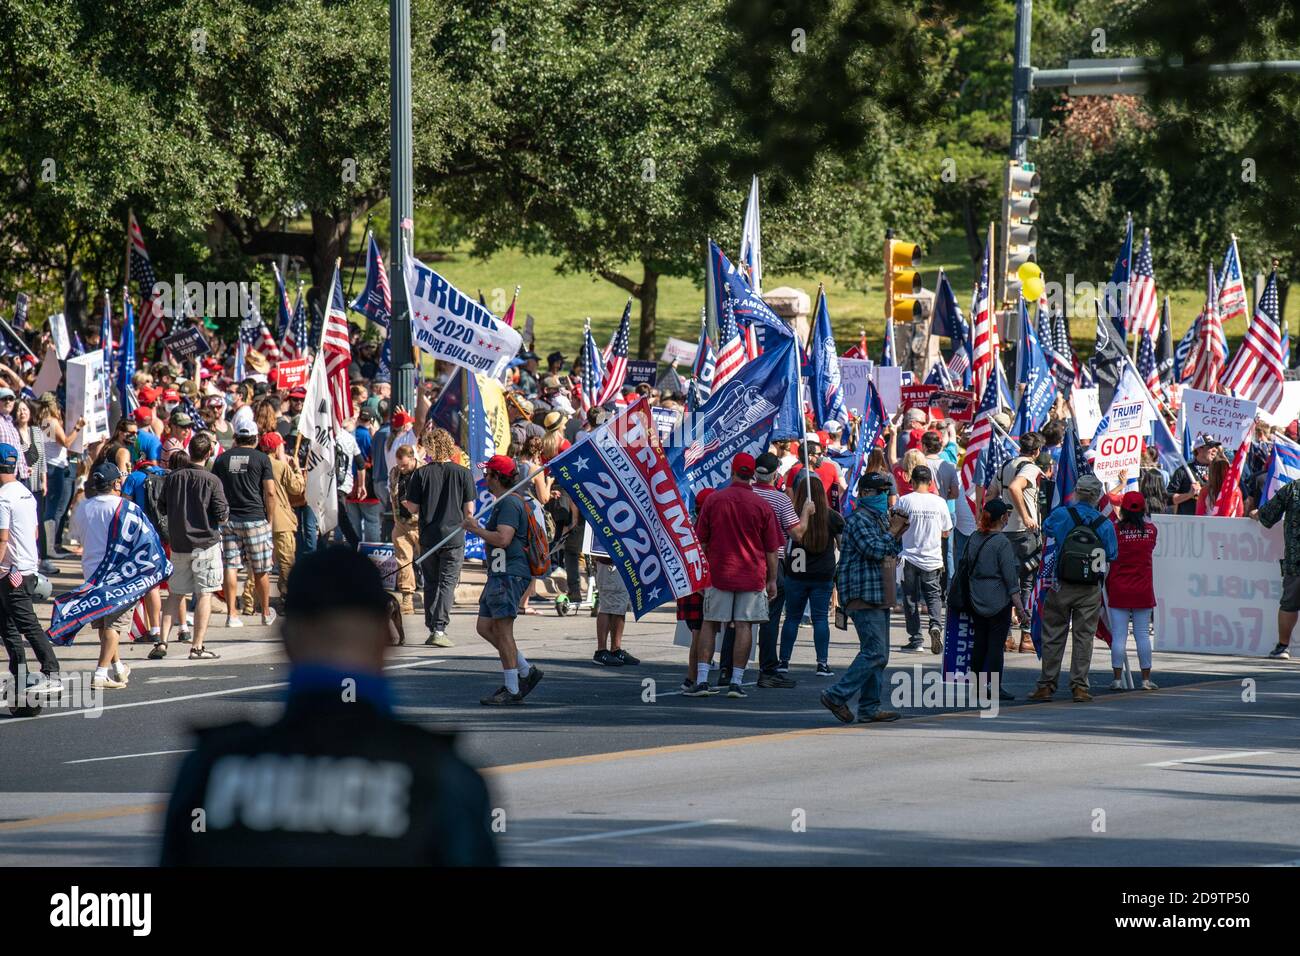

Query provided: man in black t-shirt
[211,423,278,627]
[1167,436,1221,515]
[402,429,475,647]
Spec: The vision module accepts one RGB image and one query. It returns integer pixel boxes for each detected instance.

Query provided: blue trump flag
[117,296,137,415]
[840,379,888,515]
[667,337,798,510]
[1104,215,1134,345]
[1052,420,1081,511]
[49,499,172,643]
[706,239,793,351]
[1012,297,1056,436]
[809,289,847,429]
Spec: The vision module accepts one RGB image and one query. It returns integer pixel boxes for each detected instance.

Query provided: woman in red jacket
[1108,491,1158,690]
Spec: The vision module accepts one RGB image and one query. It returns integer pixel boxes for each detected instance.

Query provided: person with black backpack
[1028,474,1118,704]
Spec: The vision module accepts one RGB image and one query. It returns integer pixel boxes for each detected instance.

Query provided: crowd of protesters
[2,311,1298,721]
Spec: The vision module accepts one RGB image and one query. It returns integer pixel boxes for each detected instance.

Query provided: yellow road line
[0,803,162,832]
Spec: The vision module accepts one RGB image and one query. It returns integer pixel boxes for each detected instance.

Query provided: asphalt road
[2,593,1298,866]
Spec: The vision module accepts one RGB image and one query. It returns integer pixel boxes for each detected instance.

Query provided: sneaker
[593,649,623,667]
[90,674,128,690]
[815,662,834,677]
[224,615,243,628]
[519,665,544,698]
[757,673,797,689]
[856,710,901,723]
[1268,642,1291,660]
[176,629,192,644]
[480,686,523,706]
[24,674,62,695]
[776,659,790,674]
[1110,679,1124,690]
[904,635,924,651]
[113,662,131,682]
[38,559,58,575]
[426,631,454,648]
[928,621,943,654]
[1141,679,1159,690]
[820,691,853,724]
[261,607,278,628]
[612,648,640,666]
[680,678,694,693]
[683,681,715,698]
[725,683,748,699]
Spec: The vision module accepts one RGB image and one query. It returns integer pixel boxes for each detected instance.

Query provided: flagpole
[346,214,373,301]
[124,209,132,295]
[402,468,542,571]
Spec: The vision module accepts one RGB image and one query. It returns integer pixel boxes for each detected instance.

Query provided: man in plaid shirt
[821,472,909,724]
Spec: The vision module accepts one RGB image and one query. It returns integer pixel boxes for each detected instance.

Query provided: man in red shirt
[688,453,783,699]
[786,433,846,509]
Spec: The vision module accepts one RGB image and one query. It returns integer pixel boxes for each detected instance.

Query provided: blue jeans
[779,577,833,664]
[825,608,891,718]
[45,463,74,546]
[344,501,381,544]
[294,505,318,556]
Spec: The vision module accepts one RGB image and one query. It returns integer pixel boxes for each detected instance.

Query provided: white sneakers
[1142,679,1159,690]
[262,607,278,628]
[225,615,244,628]
[1110,679,1123,690]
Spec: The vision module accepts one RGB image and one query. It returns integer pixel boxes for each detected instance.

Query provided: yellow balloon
[1022,276,1045,301]
[1017,261,1042,284]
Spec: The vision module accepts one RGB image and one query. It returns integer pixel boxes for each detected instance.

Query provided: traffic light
[885,235,929,322]
[1000,160,1040,302]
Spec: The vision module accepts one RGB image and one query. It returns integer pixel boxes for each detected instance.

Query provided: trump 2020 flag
[667,336,798,510]
[549,398,708,618]
[809,288,847,429]
[49,499,172,643]
[1012,297,1056,436]
[403,252,522,380]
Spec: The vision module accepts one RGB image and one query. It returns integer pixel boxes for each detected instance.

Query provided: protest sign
[32,346,61,395]
[1181,387,1257,449]
[873,365,903,414]
[837,358,873,418]
[403,253,522,380]
[930,389,976,421]
[13,292,29,330]
[1151,514,1284,657]
[65,351,109,453]
[163,326,211,361]
[660,337,697,367]
[271,358,309,390]
[900,384,937,412]
[625,359,657,387]
[360,543,397,589]
[1091,400,1144,486]
[651,405,678,441]
[48,312,70,359]
[1071,387,1102,440]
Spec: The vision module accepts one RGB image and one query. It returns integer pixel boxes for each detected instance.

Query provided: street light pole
[1010,0,1033,163]
[389,0,416,412]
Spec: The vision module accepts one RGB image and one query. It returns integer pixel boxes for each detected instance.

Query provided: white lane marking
[1144,750,1276,768]
[66,749,194,765]
[0,659,447,727]
[523,818,737,846]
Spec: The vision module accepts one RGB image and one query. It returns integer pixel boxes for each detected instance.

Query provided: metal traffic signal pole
[389,0,416,412]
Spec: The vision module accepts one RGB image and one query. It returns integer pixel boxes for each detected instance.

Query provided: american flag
[238,288,281,362]
[970,232,996,405]
[923,360,953,388]
[1137,327,1162,400]
[580,322,602,413]
[595,301,631,406]
[271,262,295,344]
[128,211,167,353]
[959,368,1001,518]
[1040,305,1074,395]
[977,417,1018,490]
[349,232,391,328]
[1128,229,1159,340]
[282,285,308,361]
[1223,268,1285,412]
[1185,261,1229,392]
[1216,238,1249,327]
[322,265,354,426]
[712,287,747,388]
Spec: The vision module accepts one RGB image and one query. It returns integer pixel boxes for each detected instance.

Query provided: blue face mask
[860,492,888,514]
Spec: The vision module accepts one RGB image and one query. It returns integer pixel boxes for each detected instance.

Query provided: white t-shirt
[896,491,952,572]
[0,479,40,574]
[72,494,123,580]
[384,430,416,474]
[337,429,359,496]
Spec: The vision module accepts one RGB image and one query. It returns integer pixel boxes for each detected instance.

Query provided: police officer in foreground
[161,546,499,866]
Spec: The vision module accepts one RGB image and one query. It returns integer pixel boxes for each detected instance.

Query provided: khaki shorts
[595,561,629,617]
[703,587,768,623]
[170,543,223,595]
